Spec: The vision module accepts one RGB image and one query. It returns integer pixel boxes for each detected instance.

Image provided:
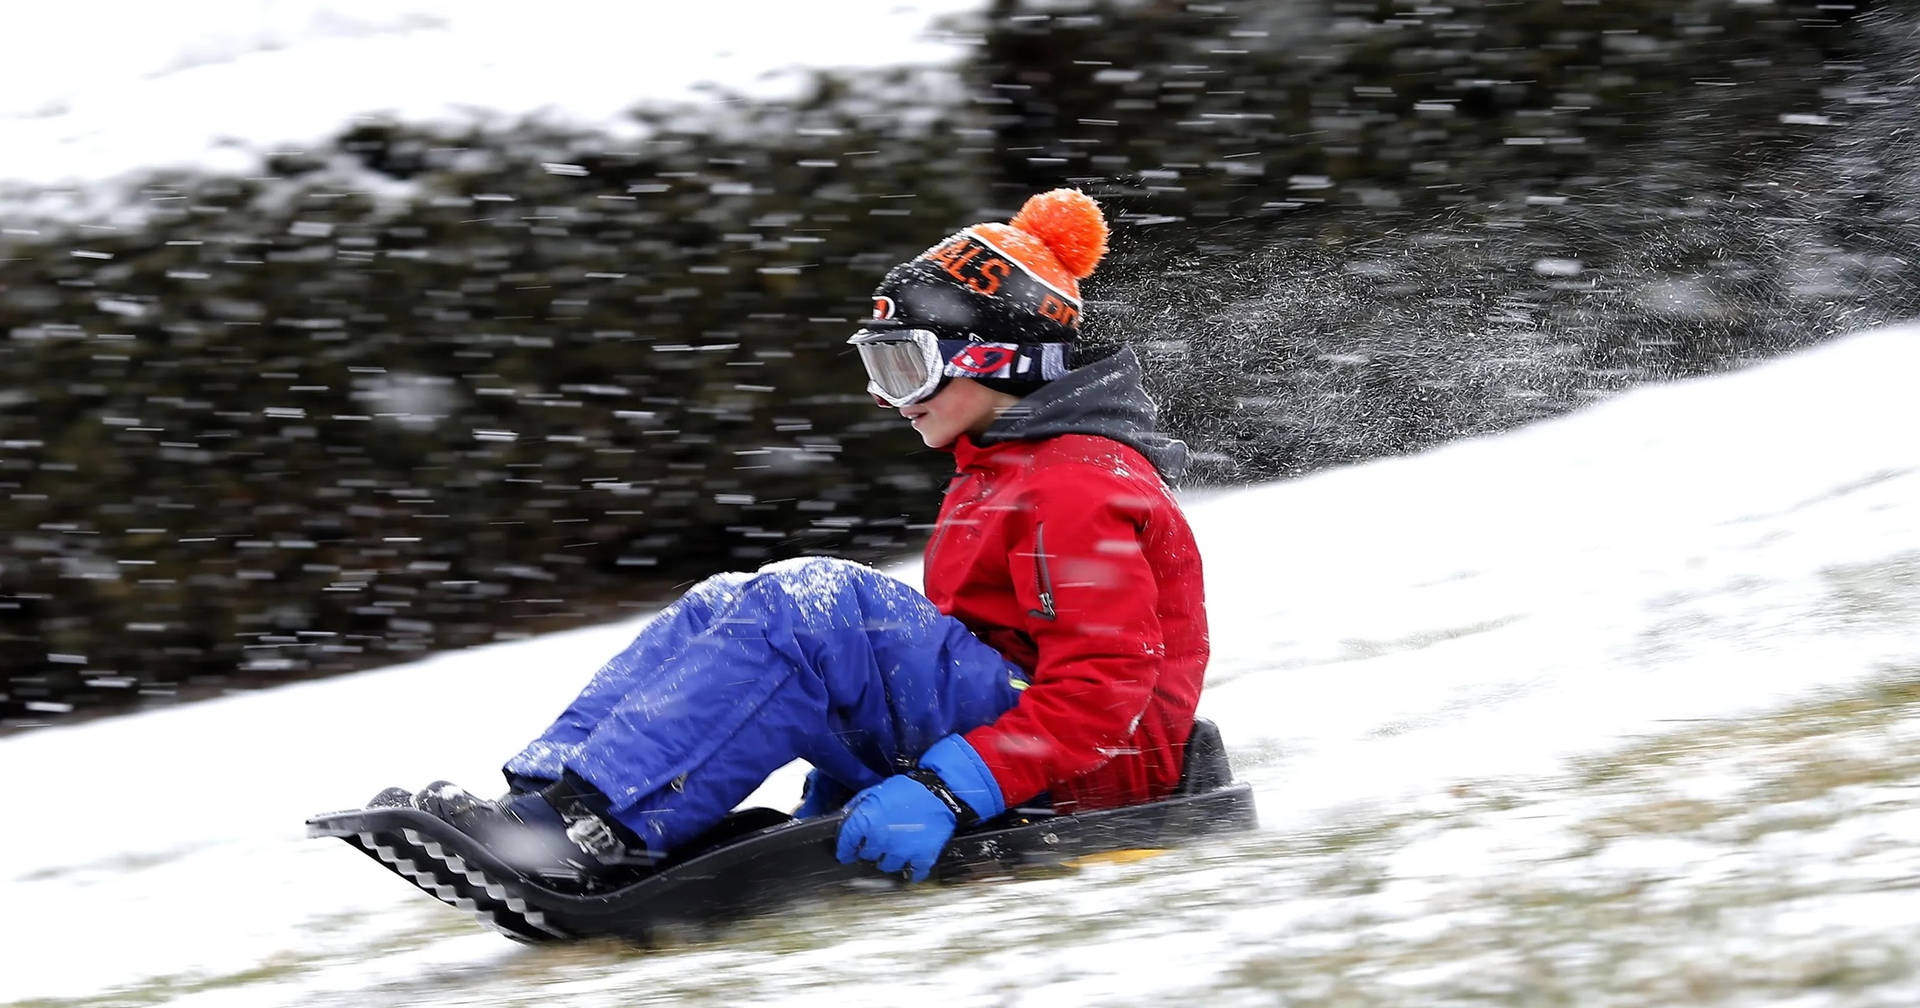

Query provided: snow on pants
[502,557,1028,854]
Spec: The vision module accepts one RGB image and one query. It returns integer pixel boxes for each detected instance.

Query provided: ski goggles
[847,326,1072,407]
[848,327,950,407]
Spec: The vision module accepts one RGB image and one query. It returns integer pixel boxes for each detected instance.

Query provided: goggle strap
[936,340,1072,383]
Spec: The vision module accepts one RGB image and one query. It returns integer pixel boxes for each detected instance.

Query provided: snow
[3,321,1916,1004]
[0,0,980,198]
[1198,322,1920,829]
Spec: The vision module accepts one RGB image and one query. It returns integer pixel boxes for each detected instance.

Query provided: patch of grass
[4,954,314,1008]
[1573,665,1920,791]
[1573,796,1729,844]
[1173,668,1920,1007]
[0,902,523,1008]
[1751,748,1920,804]
[1296,816,1414,856]
[1338,614,1526,662]
[1821,551,1920,628]
[17,846,201,884]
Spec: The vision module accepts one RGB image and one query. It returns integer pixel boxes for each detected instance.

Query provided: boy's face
[895,377,1019,448]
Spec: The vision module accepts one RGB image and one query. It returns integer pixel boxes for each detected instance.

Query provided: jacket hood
[971,346,1189,482]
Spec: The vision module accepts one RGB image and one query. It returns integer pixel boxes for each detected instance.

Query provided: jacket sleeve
[961,463,1165,808]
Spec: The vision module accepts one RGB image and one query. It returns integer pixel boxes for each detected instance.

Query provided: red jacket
[924,408,1209,812]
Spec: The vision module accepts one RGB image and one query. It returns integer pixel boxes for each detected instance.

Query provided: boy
[398,189,1208,884]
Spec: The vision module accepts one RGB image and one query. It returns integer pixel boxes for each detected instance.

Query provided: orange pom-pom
[1008,188,1109,280]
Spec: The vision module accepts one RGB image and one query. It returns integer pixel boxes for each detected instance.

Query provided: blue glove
[835,735,1005,883]
[794,768,855,818]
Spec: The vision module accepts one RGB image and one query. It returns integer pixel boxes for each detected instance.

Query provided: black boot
[537,771,659,866]
[365,786,414,809]
[411,780,655,887]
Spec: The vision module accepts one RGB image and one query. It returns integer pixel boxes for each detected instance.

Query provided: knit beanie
[868,189,1110,396]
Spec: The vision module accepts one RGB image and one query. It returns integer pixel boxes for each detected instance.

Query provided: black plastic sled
[306,721,1258,944]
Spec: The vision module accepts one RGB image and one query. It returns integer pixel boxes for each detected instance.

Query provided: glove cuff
[904,768,979,829]
[917,734,1007,823]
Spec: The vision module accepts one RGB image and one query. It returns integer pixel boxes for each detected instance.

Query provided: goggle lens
[848,328,943,406]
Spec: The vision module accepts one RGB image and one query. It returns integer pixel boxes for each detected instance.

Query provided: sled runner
[306,721,1257,944]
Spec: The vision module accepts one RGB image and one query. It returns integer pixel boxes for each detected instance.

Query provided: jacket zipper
[1029,522,1058,623]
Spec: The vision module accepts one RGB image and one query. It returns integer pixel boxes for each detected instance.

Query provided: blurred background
[2,0,1913,729]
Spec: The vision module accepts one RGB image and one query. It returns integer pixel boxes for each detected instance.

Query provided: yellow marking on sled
[1062,848,1169,868]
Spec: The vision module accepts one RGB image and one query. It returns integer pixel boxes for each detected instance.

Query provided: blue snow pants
[502,557,1028,854]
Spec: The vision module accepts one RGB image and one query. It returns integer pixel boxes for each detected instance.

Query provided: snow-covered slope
[5,323,1916,1006]
[1,1,978,199]
[1198,323,1919,824]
